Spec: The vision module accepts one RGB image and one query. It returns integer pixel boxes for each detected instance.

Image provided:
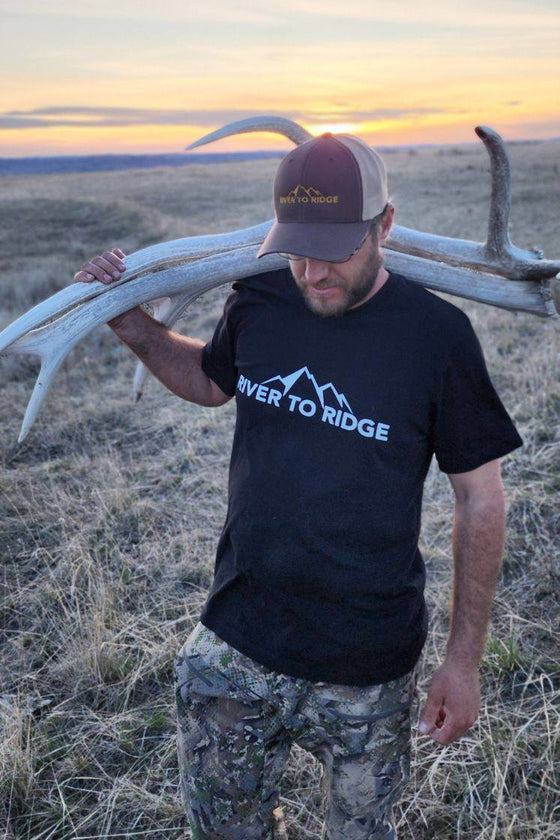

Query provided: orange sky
[1,0,559,156]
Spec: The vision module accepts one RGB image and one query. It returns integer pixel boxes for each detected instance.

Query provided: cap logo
[280,184,339,205]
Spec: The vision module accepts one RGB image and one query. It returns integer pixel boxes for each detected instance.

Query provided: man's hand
[417,659,480,745]
[73,247,127,285]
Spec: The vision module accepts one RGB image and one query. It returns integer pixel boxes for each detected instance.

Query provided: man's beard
[294,245,385,318]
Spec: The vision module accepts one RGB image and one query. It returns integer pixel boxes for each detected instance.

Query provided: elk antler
[0,116,558,443]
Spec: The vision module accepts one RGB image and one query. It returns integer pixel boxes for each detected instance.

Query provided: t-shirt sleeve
[201,289,239,398]
[431,312,524,474]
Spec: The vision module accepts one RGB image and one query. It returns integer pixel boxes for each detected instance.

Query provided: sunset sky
[1,0,559,157]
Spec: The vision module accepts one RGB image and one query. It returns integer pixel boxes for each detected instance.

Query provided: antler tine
[475,125,513,260]
[475,125,548,273]
[132,295,177,402]
[185,115,313,150]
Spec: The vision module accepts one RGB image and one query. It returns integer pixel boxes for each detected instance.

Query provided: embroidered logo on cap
[280,184,339,205]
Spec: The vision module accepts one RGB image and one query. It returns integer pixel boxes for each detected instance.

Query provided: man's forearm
[108,307,216,406]
[445,497,506,668]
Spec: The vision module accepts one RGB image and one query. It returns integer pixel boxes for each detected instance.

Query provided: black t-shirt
[198,267,523,686]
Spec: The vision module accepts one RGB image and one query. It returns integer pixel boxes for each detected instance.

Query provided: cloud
[2,0,560,29]
[0,104,456,131]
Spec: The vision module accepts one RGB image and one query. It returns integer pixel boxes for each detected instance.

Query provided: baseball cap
[257,132,389,262]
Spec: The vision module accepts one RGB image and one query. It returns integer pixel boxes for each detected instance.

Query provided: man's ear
[378,204,394,246]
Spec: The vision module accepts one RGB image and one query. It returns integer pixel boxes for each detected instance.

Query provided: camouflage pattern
[173,621,420,840]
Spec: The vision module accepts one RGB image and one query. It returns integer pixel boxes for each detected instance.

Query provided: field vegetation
[1,139,558,839]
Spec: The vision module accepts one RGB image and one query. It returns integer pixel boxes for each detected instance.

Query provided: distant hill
[0,150,286,176]
[1,137,558,176]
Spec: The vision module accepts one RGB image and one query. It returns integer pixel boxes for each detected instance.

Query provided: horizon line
[2,134,560,161]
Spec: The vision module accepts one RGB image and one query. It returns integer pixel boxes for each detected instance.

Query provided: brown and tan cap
[257,131,389,262]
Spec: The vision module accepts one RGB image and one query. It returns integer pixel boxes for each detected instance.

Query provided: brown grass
[0,140,559,839]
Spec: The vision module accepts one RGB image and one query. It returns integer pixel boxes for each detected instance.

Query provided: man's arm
[446,458,506,666]
[108,307,232,407]
[418,458,506,745]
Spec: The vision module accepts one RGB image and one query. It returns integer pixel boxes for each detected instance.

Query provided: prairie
[0,138,559,839]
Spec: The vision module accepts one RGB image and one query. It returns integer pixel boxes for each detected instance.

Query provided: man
[75,132,523,839]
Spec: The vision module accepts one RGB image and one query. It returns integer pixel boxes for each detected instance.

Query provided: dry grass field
[0,138,559,840]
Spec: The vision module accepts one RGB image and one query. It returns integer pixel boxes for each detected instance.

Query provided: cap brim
[256,220,371,261]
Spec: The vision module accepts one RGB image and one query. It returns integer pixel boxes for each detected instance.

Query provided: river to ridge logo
[236,365,391,442]
[280,184,340,205]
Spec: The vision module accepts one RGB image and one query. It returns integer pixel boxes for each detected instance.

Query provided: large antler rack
[0,115,558,444]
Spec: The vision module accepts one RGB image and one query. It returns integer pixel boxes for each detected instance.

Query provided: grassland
[0,138,559,839]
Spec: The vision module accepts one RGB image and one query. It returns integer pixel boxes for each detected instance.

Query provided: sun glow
[307,123,361,136]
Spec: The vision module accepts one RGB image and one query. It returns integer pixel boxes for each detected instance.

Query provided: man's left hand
[417,659,481,745]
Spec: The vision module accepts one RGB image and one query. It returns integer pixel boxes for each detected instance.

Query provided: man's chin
[303,292,348,318]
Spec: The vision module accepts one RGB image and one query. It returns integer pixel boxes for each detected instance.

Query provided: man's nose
[303,258,330,283]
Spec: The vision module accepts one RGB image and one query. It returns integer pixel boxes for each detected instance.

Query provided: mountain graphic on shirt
[262,366,354,414]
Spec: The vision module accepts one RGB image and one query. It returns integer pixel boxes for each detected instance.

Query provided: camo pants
[173,621,420,840]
